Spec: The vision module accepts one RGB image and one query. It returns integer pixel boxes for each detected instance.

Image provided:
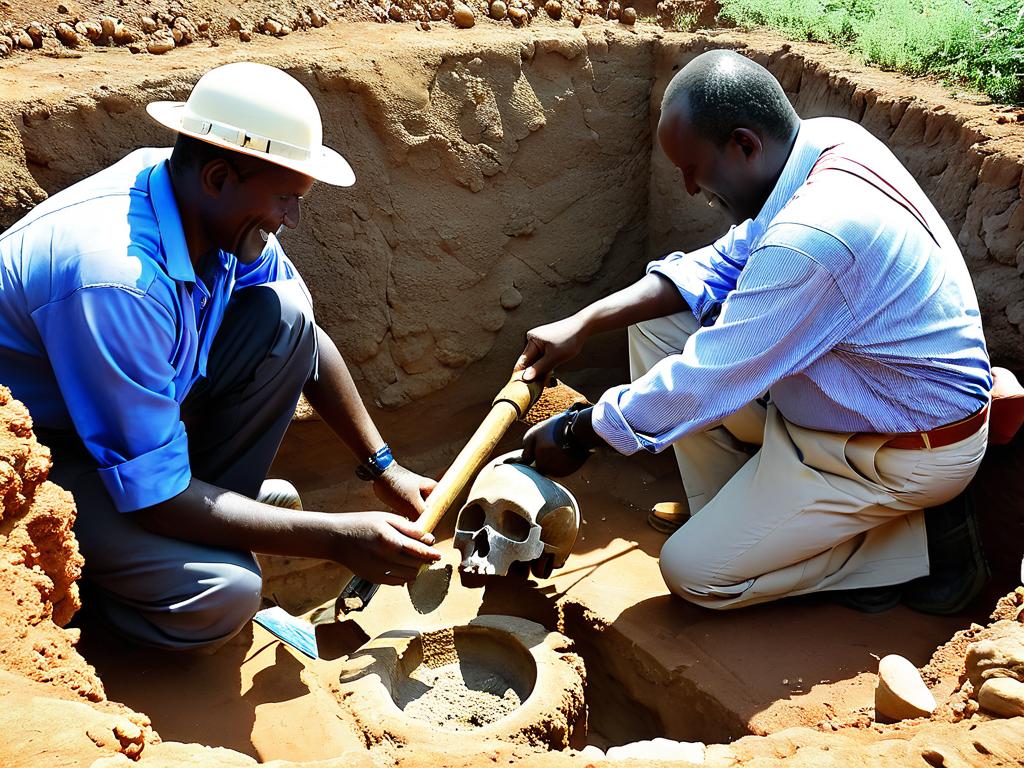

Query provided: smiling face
[657,101,769,226]
[201,153,315,264]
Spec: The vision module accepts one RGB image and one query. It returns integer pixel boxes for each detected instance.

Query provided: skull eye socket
[459,503,485,531]
[498,509,533,543]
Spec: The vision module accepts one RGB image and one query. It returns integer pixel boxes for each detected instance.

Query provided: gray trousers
[45,281,317,651]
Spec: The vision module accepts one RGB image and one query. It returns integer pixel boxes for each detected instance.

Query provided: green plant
[716,0,1024,105]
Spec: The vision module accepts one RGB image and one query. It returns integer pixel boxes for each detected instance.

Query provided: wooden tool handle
[414,375,543,534]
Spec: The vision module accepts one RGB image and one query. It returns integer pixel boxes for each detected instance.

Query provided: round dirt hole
[389,625,537,730]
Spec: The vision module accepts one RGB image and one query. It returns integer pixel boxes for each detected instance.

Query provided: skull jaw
[454,525,546,576]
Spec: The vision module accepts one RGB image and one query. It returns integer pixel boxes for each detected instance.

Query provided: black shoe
[834,584,903,613]
[902,489,990,616]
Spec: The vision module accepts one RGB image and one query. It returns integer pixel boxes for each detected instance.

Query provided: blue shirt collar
[753,120,836,231]
[147,159,196,285]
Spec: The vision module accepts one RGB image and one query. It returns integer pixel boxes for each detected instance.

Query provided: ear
[730,127,763,160]
[199,159,231,199]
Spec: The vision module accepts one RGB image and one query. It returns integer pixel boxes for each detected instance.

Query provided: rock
[227,16,242,31]
[262,18,284,35]
[173,16,196,43]
[310,9,328,26]
[388,5,404,21]
[140,16,158,33]
[571,12,582,26]
[99,15,116,38]
[875,654,936,721]
[965,623,1024,689]
[25,21,43,45]
[54,22,78,46]
[80,21,102,41]
[112,23,134,45]
[490,0,507,19]
[239,29,252,41]
[620,6,637,24]
[978,677,1024,717]
[607,1,621,19]
[544,0,561,19]
[146,32,174,54]
[14,30,34,49]
[499,286,522,310]
[508,6,527,25]
[418,19,430,29]
[429,1,449,19]
[452,2,475,27]
[580,745,604,758]
[605,739,706,763]
[0,37,11,57]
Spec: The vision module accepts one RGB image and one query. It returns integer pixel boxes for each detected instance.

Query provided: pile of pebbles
[0,0,644,56]
[369,0,640,29]
[0,5,334,57]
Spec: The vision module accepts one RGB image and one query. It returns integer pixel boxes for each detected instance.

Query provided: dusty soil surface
[401,663,523,729]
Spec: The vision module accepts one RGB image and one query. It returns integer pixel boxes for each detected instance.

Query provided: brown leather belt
[881,404,989,450]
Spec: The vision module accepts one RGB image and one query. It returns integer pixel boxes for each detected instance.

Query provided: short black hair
[662,49,798,146]
[169,133,247,174]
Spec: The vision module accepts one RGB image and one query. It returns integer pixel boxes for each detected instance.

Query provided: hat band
[181,113,313,163]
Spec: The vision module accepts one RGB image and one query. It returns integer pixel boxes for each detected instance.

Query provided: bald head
[662,50,798,146]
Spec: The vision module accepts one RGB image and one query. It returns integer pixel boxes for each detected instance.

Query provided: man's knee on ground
[659,529,731,606]
[131,561,263,651]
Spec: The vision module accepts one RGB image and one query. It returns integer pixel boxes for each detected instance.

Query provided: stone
[146,32,174,54]
[238,29,252,41]
[875,654,936,721]
[112,23,134,45]
[620,6,637,24]
[227,16,242,31]
[544,0,561,19]
[429,1,449,19]
[605,739,706,763]
[99,15,116,38]
[490,0,507,20]
[54,22,78,46]
[452,2,475,27]
[508,6,527,25]
[607,1,621,19]
[14,30,34,49]
[571,12,582,26]
[140,16,158,33]
[81,21,102,41]
[262,18,284,35]
[388,5,404,21]
[977,677,1024,717]
[965,623,1024,689]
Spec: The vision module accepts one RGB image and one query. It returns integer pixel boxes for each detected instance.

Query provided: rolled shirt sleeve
[593,244,857,455]
[32,285,190,512]
[647,219,763,324]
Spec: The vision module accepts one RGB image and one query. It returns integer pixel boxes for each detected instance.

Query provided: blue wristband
[355,443,395,481]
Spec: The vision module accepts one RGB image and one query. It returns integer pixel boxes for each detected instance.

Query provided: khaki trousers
[629,313,988,609]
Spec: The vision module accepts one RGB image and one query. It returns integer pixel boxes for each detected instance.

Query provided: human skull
[454,455,580,578]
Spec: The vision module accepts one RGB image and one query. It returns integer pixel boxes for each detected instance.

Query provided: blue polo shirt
[0,148,309,512]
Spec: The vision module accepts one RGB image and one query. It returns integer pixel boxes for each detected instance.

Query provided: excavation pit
[329,616,585,750]
[2,8,1024,768]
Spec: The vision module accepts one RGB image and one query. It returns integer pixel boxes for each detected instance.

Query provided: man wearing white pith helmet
[0,62,441,650]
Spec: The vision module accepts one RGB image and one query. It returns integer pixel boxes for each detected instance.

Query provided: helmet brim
[146,100,356,187]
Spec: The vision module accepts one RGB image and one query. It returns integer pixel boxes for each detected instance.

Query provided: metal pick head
[407,563,453,614]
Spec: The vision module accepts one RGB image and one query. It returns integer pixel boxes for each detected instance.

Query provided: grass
[716,0,1024,105]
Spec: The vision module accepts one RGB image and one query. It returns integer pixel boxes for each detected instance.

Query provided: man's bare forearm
[303,325,385,460]
[576,273,688,339]
[135,478,339,559]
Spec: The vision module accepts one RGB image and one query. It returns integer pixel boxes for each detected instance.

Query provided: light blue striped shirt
[593,117,991,456]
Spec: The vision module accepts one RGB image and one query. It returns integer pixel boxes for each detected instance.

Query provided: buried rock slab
[327,615,586,750]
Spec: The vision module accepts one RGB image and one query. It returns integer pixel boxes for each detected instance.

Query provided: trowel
[253,604,371,660]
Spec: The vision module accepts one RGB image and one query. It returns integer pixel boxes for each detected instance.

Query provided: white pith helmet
[146,61,354,187]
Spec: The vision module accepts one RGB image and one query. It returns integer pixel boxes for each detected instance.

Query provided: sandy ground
[69,411,994,761]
